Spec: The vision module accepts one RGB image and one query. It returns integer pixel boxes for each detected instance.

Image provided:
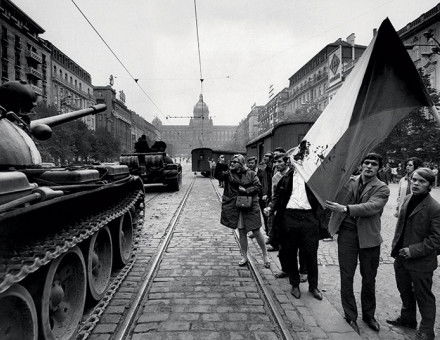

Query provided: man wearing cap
[264,153,323,300]
[325,153,389,334]
[387,168,440,340]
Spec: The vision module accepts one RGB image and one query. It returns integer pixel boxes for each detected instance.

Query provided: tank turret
[0,81,106,167]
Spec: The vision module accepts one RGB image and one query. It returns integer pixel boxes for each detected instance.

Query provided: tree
[375,68,440,164]
[32,102,121,164]
[92,128,121,162]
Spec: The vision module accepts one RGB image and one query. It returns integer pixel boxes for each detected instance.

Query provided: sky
[12,0,440,125]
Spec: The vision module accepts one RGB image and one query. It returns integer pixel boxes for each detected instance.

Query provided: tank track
[0,189,144,294]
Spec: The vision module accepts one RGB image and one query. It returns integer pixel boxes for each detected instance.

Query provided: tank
[0,81,145,339]
[120,140,182,191]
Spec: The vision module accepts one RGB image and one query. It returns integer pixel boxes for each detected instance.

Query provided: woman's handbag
[236,195,252,209]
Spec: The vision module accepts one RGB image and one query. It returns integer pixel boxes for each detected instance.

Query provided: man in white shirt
[264,154,323,300]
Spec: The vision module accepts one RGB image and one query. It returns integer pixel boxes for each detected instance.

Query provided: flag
[290,18,433,206]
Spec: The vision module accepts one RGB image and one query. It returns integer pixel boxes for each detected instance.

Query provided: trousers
[394,258,436,337]
[280,209,319,289]
[337,225,380,321]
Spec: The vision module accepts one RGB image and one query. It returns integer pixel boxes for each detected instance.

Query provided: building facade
[155,94,236,156]
[130,110,160,148]
[94,86,132,153]
[46,41,95,129]
[258,88,289,133]
[398,3,440,92]
[285,38,366,117]
[248,104,263,139]
[0,0,51,101]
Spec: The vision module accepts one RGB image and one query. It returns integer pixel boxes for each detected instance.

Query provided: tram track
[210,179,294,340]
[77,178,195,339]
[114,176,196,339]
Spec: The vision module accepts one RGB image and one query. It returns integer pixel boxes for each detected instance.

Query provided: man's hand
[399,247,411,259]
[324,201,346,213]
[263,207,272,216]
[262,195,267,201]
[238,186,247,194]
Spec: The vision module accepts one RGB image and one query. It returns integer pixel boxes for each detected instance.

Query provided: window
[65,74,68,82]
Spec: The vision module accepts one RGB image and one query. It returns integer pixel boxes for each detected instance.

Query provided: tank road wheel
[40,246,86,340]
[0,284,38,340]
[84,226,113,301]
[112,212,133,267]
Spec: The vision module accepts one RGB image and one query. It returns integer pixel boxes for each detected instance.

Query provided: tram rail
[114,176,196,339]
[77,177,196,339]
[210,179,295,340]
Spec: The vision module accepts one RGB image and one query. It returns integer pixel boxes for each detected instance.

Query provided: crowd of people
[213,150,440,340]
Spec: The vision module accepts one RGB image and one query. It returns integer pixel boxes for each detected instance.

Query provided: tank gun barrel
[29,104,107,140]
[31,104,107,128]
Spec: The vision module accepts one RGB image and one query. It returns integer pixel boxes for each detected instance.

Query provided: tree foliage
[32,102,121,164]
[375,68,440,164]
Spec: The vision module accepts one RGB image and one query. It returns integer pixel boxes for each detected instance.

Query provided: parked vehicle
[246,114,319,163]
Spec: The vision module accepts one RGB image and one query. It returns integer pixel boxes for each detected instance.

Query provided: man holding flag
[325,152,389,334]
[282,15,438,338]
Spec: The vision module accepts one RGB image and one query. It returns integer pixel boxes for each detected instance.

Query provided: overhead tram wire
[70,0,165,120]
[193,0,205,147]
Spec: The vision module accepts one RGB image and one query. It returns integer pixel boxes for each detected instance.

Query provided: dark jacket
[216,168,262,230]
[260,164,273,200]
[268,169,324,240]
[269,168,320,216]
[391,194,440,272]
[214,162,228,179]
[328,175,390,248]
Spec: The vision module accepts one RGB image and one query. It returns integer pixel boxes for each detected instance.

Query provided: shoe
[415,330,435,340]
[300,273,308,282]
[345,318,360,335]
[291,286,301,299]
[248,233,255,239]
[386,316,417,329]
[267,245,279,252]
[309,288,323,300]
[238,259,248,266]
[363,317,380,332]
[274,271,288,278]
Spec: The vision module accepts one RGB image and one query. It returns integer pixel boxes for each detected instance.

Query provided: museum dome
[193,94,209,118]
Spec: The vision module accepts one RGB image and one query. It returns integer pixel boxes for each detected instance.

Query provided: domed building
[153,94,236,157]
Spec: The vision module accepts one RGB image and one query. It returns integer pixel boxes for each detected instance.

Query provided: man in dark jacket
[325,153,389,334]
[264,154,323,301]
[387,168,440,340]
[214,155,228,187]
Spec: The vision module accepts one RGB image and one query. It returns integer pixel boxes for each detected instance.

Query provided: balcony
[30,84,42,96]
[26,66,42,80]
[25,50,42,64]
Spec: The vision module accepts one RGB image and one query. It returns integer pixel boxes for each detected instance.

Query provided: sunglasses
[363,160,379,166]
[230,160,239,164]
